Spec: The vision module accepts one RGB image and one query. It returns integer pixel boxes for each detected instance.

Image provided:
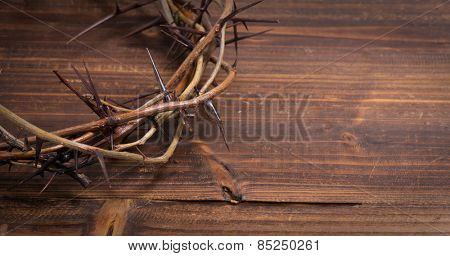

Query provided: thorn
[114,0,121,15]
[232,20,239,66]
[66,171,91,188]
[120,91,159,105]
[145,48,172,102]
[67,13,115,44]
[161,30,190,49]
[71,64,94,95]
[135,146,146,158]
[53,70,83,99]
[225,29,272,45]
[95,151,110,188]
[167,48,189,67]
[83,62,108,116]
[204,100,230,151]
[161,28,195,49]
[8,169,43,191]
[53,70,103,116]
[134,146,146,166]
[123,15,162,38]
[39,172,57,194]
[107,97,130,110]
[70,65,107,118]
[232,17,279,25]
[222,0,264,24]
[35,137,43,167]
[67,0,157,44]
[242,21,249,31]
[8,155,56,190]
[83,63,101,103]
[193,0,213,25]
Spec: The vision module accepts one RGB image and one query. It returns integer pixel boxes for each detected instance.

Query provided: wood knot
[341,132,364,153]
[90,199,130,235]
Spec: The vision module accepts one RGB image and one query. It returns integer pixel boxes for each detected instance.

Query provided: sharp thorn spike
[123,15,162,38]
[35,137,44,167]
[223,0,264,23]
[95,151,110,188]
[8,169,44,191]
[120,91,159,105]
[70,65,107,118]
[242,21,249,31]
[134,146,147,166]
[204,100,230,151]
[66,171,91,188]
[146,48,172,102]
[232,21,239,61]
[67,0,157,44]
[39,172,57,194]
[54,70,102,116]
[161,30,190,49]
[83,62,107,116]
[225,29,272,45]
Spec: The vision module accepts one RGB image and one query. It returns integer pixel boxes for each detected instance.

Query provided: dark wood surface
[0,0,449,235]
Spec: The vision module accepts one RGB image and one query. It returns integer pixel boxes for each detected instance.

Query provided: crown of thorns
[0,0,277,192]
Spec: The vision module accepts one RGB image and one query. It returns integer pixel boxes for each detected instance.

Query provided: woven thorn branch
[0,0,277,191]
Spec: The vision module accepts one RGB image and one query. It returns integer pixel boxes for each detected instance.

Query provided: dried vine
[0,0,277,191]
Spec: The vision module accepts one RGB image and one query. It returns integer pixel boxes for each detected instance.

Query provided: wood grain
[0,198,448,235]
[0,0,449,235]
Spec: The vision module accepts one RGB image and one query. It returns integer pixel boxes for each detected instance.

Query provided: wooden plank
[0,0,449,231]
[0,198,449,235]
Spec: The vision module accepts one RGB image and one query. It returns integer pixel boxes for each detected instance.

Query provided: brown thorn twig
[83,62,108,116]
[67,0,158,44]
[120,91,159,105]
[193,0,213,25]
[70,65,107,118]
[53,70,103,117]
[8,155,57,191]
[222,0,264,24]
[225,29,272,45]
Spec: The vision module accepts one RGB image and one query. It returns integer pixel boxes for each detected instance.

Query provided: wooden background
[0,0,449,235]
